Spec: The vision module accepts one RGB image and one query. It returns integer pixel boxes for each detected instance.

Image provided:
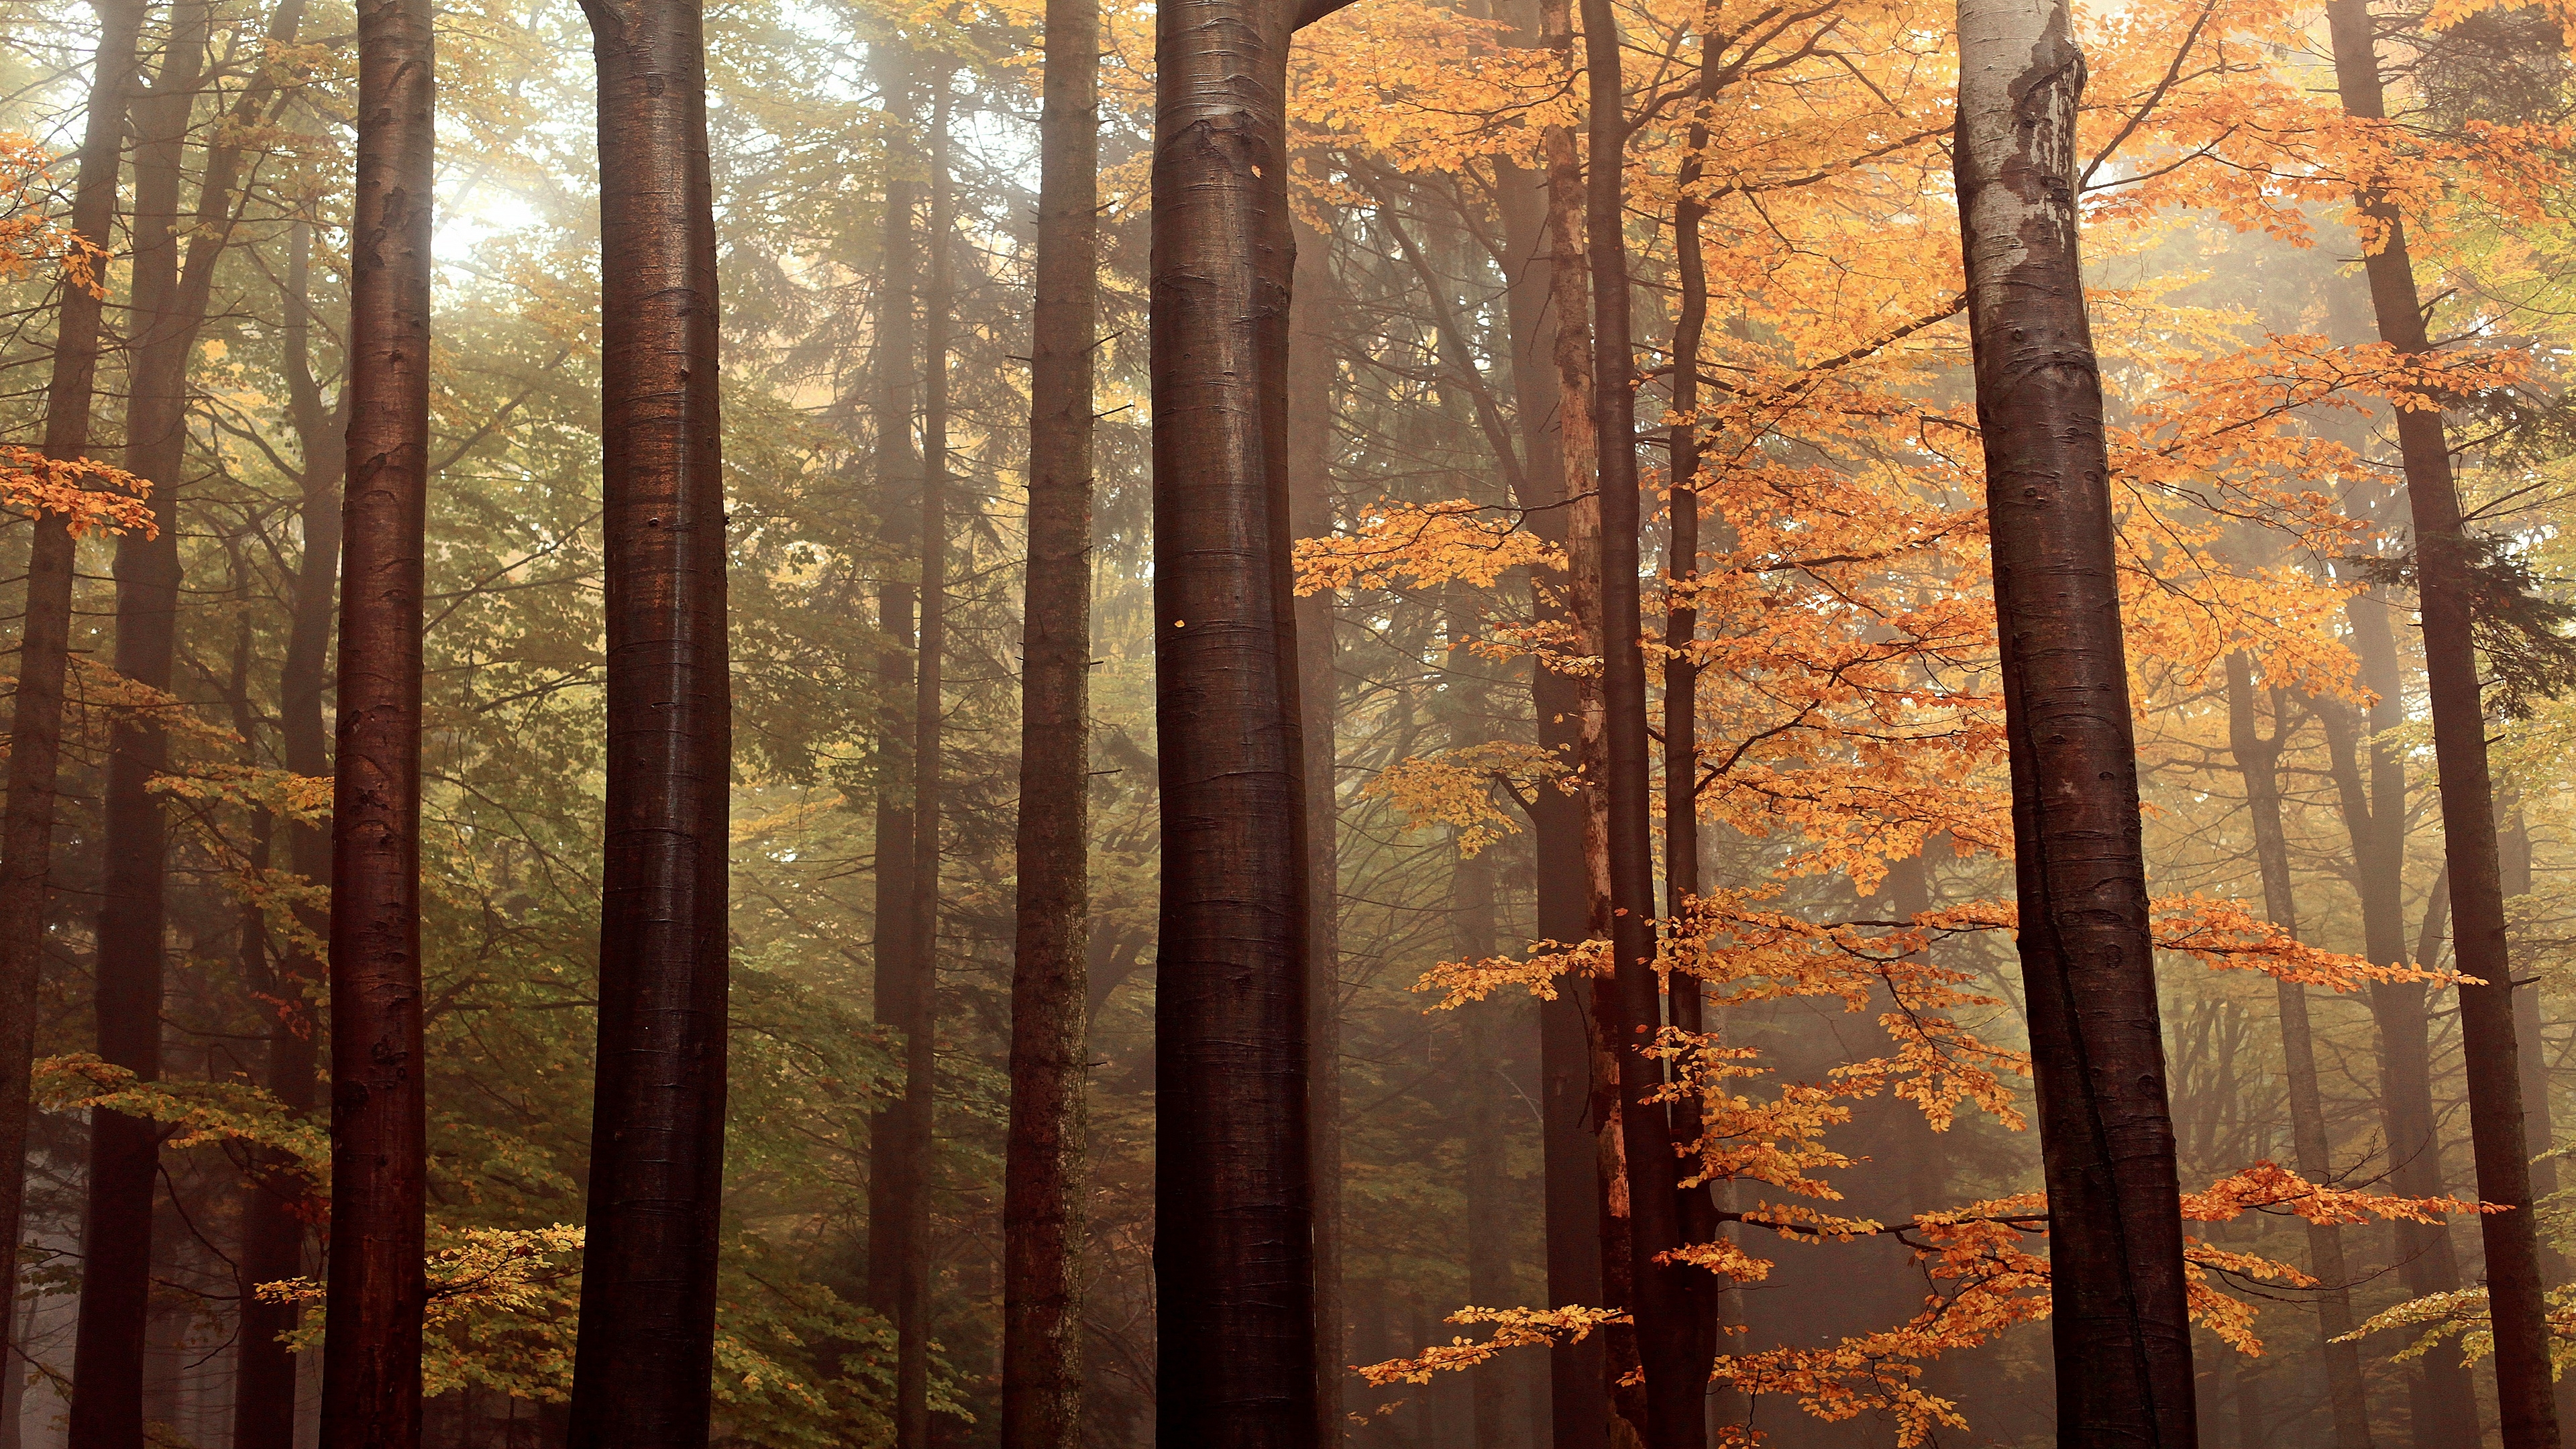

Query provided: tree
[1000,0,1099,1434]
[316,0,436,1441]
[0,0,142,1400]
[2224,653,2370,1449]
[2324,4,2560,1443]
[562,0,735,1436]
[69,10,209,1440]
[1953,0,2195,1438]
[1147,0,1354,1437]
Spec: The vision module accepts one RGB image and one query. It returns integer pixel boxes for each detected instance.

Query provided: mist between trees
[1,0,2575,1446]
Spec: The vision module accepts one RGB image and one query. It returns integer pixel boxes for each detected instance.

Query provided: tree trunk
[2224,654,2371,1449]
[889,83,954,1449]
[1288,213,1346,1444]
[1659,42,1717,1402]
[2323,8,2557,1442]
[68,11,208,1442]
[1148,0,1333,1433]
[2322,586,2478,1449]
[1000,0,1098,1438]
[315,0,435,1441]
[1577,0,1701,1440]
[865,32,924,1367]
[563,0,733,1435]
[237,209,341,1449]
[0,0,142,1399]
[1953,0,2196,1439]
[1493,89,1607,1444]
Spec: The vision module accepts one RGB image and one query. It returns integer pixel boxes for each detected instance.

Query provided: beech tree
[0,0,140,1397]
[316,0,435,1442]
[561,0,734,1436]
[2326,3,2559,1443]
[1953,0,2194,1439]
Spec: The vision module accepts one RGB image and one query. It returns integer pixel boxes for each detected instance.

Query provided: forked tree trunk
[1146,0,1364,1434]
[1953,0,2196,1440]
[1287,214,1346,1444]
[564,0,733,1436]
[1000,0,1099,1435]
[0,0,142,1395]
[1576,0,1701,1441]
[2320,586,2477,1449]
[69,11,207,1442]
[2223,654,2371,1449]
[2324,7,2557,1442]
[315,0,435,1443]
[235,211,341,1449]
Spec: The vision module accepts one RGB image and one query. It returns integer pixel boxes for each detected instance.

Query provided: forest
[1,0,2574,1441]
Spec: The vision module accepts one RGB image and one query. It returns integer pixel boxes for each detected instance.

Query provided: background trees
[3,0,2576,1447]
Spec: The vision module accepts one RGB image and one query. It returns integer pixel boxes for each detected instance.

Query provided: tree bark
[563,0,733,1435]
[0,0,142,1401]
[1000,0,1098,1438]
[68,11,208,1442]
[315,0,435,1442]
[1458,849,1511,1448]
[1148,0,1328,1434]
[1953,0,2196,1440]
[1288,213,1346,1444]
[1577,0,1702,1440]
[2324,7,2558,1442]
[2224,654,2371,1449]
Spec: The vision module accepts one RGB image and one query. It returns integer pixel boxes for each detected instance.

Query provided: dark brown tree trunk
[1288,214,1346,1444]
[1000,0,1098,1437]
[2324,8,2557,1442]
[1147,0,1358,1432]
[1577,0,1700,1441]
[68,11,207,1442]
[866,38,924,1368]
[2224,654,2371,1449]
[1493,107,1607,1449]
[888,85,953,1449]
[316,0,435,1440]
[2321,588,2477,1449]
[1953,0,2196,1440]
[564,0,733,1435]
[237,214,341,1449]
[0,0,142,1396]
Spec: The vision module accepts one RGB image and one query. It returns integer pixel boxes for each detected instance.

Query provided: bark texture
[316,0,435,1442]
[2324,6,2557,1442]
[1000,0,1099,1438]
[564,0,734,1436]
[1953,0,2196,1440]
[0,0,142,1395]
[1148,0,1319,1436]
